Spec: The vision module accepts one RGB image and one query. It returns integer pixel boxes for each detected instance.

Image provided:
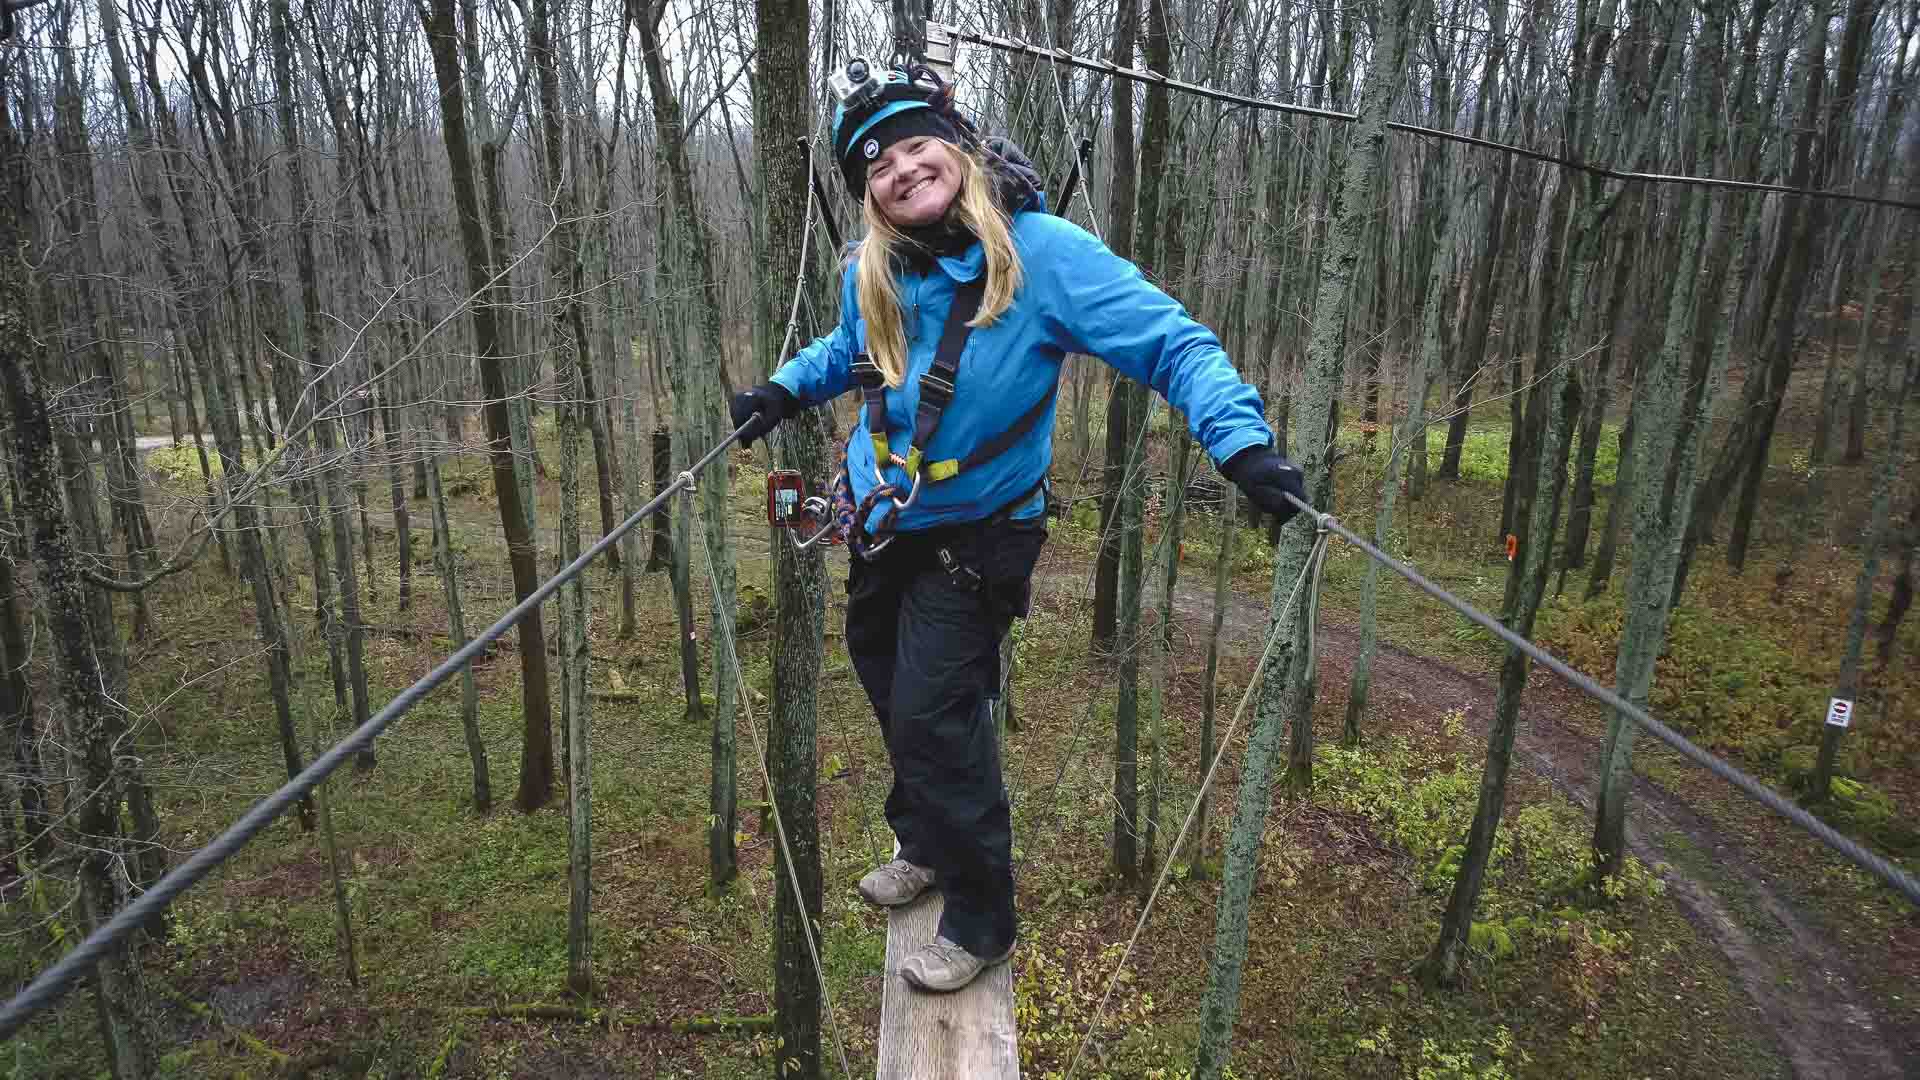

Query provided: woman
[730,62,1305,993]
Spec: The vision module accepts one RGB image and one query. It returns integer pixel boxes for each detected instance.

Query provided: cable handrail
[0,419,753,1042]
[1279,492,1920,908]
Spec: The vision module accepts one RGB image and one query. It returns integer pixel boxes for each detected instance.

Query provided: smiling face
[866,137,963,228]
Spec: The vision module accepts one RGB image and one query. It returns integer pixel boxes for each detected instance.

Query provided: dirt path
[1095,566,1910,1080]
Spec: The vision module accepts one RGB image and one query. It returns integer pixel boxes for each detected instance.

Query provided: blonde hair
[854,142,1024,388]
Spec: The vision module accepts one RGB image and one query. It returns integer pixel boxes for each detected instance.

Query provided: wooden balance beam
[877,890,1021,1078]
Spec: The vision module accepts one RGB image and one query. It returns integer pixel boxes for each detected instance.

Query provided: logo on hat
[863,138,880,160]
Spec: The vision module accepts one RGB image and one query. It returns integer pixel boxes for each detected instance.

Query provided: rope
[1064,523,1333,1080]
[692,457,858,1080]
[1281,492,1920,908]
[0,421,753,1041]
[774,137,823,371]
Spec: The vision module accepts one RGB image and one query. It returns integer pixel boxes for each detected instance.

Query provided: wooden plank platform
[877,890,1020,1079]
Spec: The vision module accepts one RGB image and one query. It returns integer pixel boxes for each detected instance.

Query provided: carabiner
[890,470,925,513]
[790,495,842,550]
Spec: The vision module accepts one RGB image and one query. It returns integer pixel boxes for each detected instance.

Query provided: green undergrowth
[7,515,1785,1079]
[9,400,1883,1077]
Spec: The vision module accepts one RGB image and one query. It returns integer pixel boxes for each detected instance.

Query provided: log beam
[877,891,1020,1078]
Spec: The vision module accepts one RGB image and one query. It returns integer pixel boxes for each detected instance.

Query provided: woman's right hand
[729,383,795,448]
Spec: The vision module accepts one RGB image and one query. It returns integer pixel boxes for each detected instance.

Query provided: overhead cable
[949,26,1920,213]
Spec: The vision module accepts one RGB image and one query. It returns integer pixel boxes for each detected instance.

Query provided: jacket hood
[978,137,1047,215]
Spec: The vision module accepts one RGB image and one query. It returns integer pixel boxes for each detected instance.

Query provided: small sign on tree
[1826,698,1853,729]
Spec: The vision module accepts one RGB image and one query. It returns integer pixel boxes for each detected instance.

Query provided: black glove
[1221,445,1306,526]
[729,383,795,448]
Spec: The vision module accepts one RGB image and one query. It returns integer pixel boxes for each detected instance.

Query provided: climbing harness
[766,273,1058,560]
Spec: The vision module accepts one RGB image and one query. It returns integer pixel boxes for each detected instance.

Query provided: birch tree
[1194,1,1417,1070]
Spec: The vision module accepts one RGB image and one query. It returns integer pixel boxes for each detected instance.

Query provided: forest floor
[6,403,1918,1078]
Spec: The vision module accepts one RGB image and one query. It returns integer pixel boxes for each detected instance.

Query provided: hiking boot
[857,858,936,907]
[899,935,1016,993]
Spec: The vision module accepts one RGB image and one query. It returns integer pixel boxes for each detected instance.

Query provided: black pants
[845,515,1047,958]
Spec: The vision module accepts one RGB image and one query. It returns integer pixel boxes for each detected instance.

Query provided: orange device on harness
[767,469,808,527]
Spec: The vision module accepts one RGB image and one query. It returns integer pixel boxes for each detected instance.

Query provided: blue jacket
[771,197,1272,532]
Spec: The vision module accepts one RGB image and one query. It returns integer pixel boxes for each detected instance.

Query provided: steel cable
[0,420,755,1040]
[1282,492,1920,908]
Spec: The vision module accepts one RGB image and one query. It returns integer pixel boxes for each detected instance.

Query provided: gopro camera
[830,58,885,112]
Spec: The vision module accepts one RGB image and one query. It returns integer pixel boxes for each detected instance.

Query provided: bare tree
[635,0,740,889]
[420,0,558,812]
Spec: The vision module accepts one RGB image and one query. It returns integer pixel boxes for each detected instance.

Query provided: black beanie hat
[839,106,965,201]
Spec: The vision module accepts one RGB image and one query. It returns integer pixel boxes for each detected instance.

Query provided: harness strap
[983,474,1050,527]
[903,277,985,479]
[853,354,891,467]
[926,385,1057,481]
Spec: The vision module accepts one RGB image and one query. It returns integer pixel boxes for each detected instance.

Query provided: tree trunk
[1195,3,1418,1073]
[1560,215,1635,582]
[1437,0,1511,481]
[1,218,156,1074]
[754,0,826,1068]
[421,0,556,812]
[1585,396,1637,599]
[1281,0,1418,791]
[1142,430,1190,888]
[374,358,413,612]
[50,30,154,643]
[1811,302,1917,800]
[560,361,596,998]
[635,0,738,888]
[647,426,674,573]
[273,0,375,772]
[1876,481,1918,668]
[1594,0,1743,874]
[426,435,489,813]
[1702,0,1871,575]
[1187,468,1238,877]
[1091,0,1140,656]
[0,496,44,866]
[1427,0,1637,986]
[1110,0,1171,887]
[1350,202,1461,740]
[524,0,594,994]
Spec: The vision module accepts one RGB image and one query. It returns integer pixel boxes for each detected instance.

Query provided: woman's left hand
[1222,446,1307,525]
